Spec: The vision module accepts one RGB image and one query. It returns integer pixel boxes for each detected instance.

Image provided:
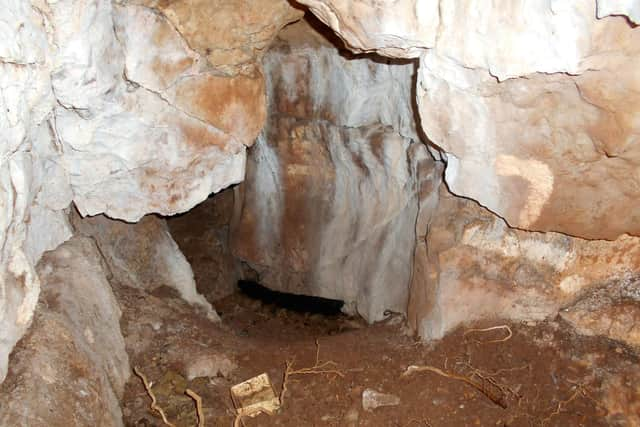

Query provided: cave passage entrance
[237,280,344,316]
[167,12,424,324]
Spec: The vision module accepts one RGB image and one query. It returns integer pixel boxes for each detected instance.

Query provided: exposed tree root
[133,366,176,427]
[280,339,345,407]
[456,359,525,403]
[540,383,601,426]
[463,325,513,344]
[402,364,508,409]
[185,388,204,427]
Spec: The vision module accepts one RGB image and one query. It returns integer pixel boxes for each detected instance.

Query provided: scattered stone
[362,388,400,411]
[184,352,237,381]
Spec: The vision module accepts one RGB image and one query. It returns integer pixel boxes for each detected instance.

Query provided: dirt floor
[119,281,640,427]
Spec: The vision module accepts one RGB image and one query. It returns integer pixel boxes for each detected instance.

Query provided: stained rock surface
[300,0,640,239]
[0,237,129,426]
[0,0,300,381]
[231,18,438,321]
[408,186,640,340]
[55,0,282,221]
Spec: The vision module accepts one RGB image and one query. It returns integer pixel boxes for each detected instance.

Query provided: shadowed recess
[237,280,344,315]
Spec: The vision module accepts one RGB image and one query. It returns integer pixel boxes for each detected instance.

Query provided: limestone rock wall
[408,187,640,340]
[0,0,73,383]
[2,0,640,387]
[299,0,640,240]
[297,0,640,347]
[0,0,301,382]
[0,237,129,426]
[231,19,440,321]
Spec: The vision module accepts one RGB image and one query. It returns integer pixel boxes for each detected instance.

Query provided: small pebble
[362,388,400,411]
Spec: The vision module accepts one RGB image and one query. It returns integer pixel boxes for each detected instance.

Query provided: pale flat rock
[362,389,400,411]
[72,212,218,319]
[0,237,129,426]
[408,187,640,340]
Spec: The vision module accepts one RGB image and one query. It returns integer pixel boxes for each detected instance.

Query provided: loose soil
[119,284,639,427]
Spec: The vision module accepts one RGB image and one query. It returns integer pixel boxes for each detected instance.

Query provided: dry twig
[280,339,344,407]
[540,384,599,426]
[403,364,508,409]
[463,325,513,344]
[457,360,524,403]
[185,388,204,427]
[133,366,176,427]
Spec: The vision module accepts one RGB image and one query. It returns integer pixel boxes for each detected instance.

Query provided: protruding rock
[409,186,640,341]
[0,237,129,426]
[72,212,218,319]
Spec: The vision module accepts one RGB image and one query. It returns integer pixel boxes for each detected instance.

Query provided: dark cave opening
[235,280,344,316]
